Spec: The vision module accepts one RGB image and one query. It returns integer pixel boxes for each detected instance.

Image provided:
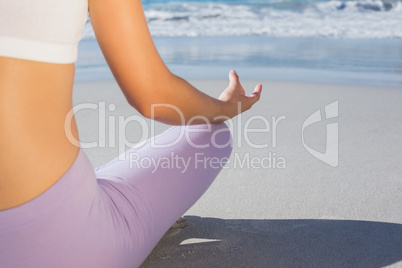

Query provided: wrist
[213,100,235,123]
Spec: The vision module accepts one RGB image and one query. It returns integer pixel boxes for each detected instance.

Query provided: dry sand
[73,79,402,267]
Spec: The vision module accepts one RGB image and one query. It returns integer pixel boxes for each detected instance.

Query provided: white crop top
[0,0,88,64]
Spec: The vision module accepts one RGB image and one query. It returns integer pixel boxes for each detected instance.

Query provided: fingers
[240,85,246,95]
[242,83,262,110]
[228,70,240,89]
[228,70,262,111]
[229,70,247,95]
[250,83,262,100]
[229,69,238,80]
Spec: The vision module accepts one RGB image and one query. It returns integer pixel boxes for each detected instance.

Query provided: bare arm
[88,0,262,125]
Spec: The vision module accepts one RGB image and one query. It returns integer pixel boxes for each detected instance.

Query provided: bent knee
[184,123,232,158]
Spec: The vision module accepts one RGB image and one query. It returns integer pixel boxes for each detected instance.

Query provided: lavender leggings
[0,124,232,268]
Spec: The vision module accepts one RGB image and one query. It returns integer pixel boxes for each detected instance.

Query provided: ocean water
[82,0,402,39]
[76,0,402,86]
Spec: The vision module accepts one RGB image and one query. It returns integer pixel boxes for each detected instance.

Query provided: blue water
[82,0,402,39]
[76,0,402,86]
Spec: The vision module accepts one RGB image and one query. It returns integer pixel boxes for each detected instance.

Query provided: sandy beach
[73,79,402,267]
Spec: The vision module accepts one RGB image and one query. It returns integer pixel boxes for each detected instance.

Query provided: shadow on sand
[141,216,402,267]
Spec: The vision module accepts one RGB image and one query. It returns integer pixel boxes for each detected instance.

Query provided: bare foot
[167,217,191,236]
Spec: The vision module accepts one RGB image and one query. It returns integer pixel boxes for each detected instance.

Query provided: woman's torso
[0,58,79,210]
[0,0,88,210]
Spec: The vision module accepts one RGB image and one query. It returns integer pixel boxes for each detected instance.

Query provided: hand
[218,70,262,118]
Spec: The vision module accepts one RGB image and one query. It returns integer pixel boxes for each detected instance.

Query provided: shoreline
[76,36,402,88]
[75,66,402,88]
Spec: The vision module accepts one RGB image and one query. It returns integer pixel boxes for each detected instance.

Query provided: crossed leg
[94,123,232,266]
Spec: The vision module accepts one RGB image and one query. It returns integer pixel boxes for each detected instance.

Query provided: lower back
[0,57,80,210]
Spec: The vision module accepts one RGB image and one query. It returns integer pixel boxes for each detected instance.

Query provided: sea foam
[82,0,402,39]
